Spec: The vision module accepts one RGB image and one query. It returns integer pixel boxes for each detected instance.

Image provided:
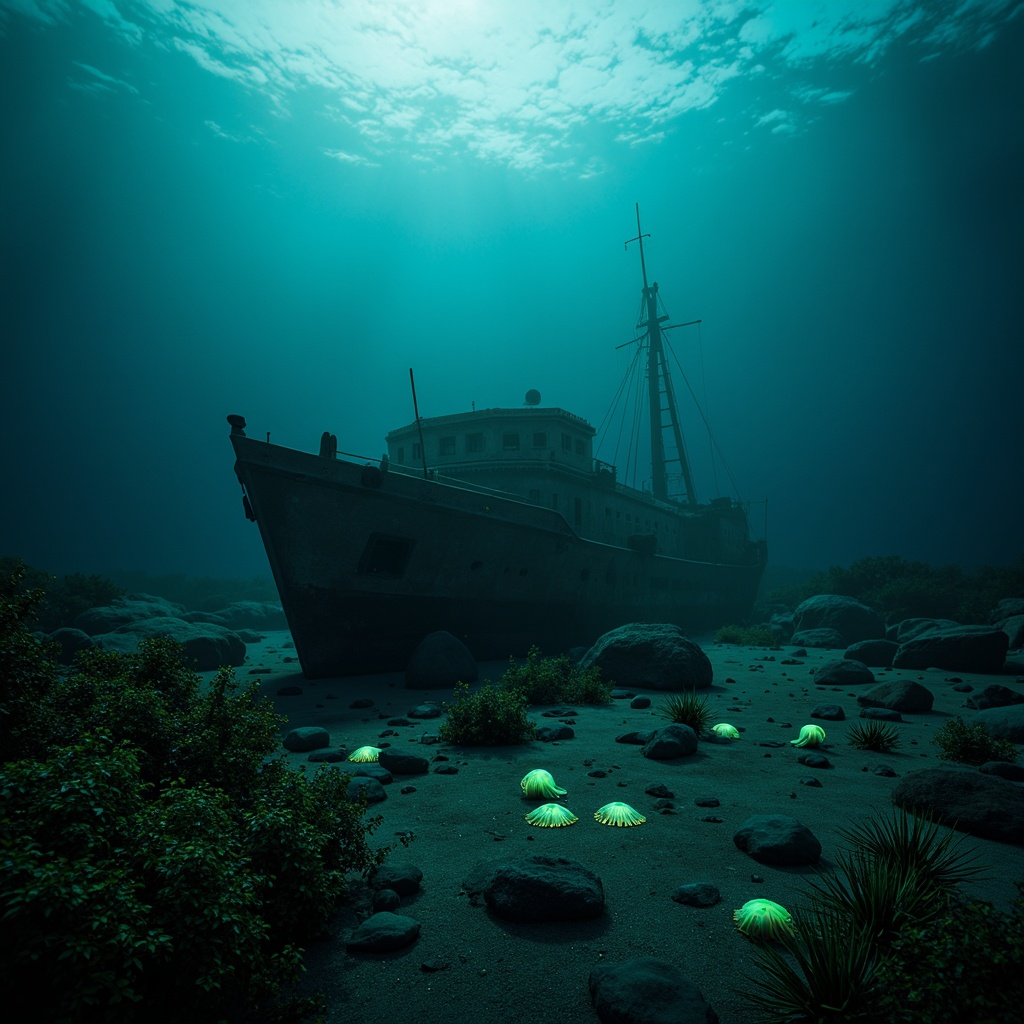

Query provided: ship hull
[231,434,766,677]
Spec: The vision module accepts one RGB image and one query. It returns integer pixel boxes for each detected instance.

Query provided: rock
[641,723,699,760]
[979,761,1024,781]
[797,753,832,769]
[307,749,349,763]
[733,815,822,865]
[370,862,423,896]
[799,776,823,787]
[346,776,387,803]
[893,626,1009,673]
[210,600,288,631]
[891,768,1024,844]
[482,855,605,922]
[971,704,1024,744]
[345,912,420,952]
[996,615,1024,649]
[630,696,652,709]
[408,702,444,719]
[349,762,394,784]
[990,599,1024,623]
[47,627,95,663]
[792,595,885,645]
[964,685,1024,711]
[844,639,898,668]
[670,883,721,908]
[405,630,478,689]
[74,594,186,635]
[283,727,330,752]
[860,707,903,722]
[93,616,246,670]
[886,618,961,643]
[856,680,934,713]
[617,730,654,745]
[790,628,845,649]
[810,704,845,721]
[589,957,719,1024]
[580,623,712,691]
[536,725,575,742]
[813,659,875,686]
[372,889,401,912]
[377,749,430,775]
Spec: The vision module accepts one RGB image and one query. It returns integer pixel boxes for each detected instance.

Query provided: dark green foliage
[656,690,712,733]
[932,716,1018,766]
[0,562,397,1022]
[0,556,125,631]
[837,808,984,895]
[871,882,1024,1024]
[764,553,1024,624]
[847,720,901,753]
[499,645,611,705]
[439,681,536,745]
[715,624,777,647]
[737,807,998,1023]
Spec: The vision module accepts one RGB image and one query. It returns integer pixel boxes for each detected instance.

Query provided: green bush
[0,562,400,1022]
[932,716,1018,766]
[499,645,611,705]
[0,557,125,632]
[715,624,777,646]
[656,690,712,733]
[439,681,536,745]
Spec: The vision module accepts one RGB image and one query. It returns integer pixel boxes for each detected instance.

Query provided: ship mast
[626,204,698,506]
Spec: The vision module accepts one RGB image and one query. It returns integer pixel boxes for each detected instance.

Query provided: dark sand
[213,633,1023,1024]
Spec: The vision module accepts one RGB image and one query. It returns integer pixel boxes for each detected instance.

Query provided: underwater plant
[593,802,645,827]
[656,690,712,733]
[715,624,777,647]
[499,645,611,705]
[733,899,794,941]
[524,803,578,827]
[439,681,536,746]
[790,724,826,748]
[848,720,901,753]
[520,768,567,799]
[931,716,1018,766]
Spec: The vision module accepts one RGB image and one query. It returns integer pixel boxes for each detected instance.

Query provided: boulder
[972,704,1024,744]
[74,594,187,635]
[210,600,288,631]
[92,616,246,670]
[670,883,722,908]
[989,599,1024,624]
[405,630,478,689]
[345,912,420,952]
[891,768,1024,844]
[579,624,712,691]
[369,862,423,896]
[810,704,845,721]
[792,595,885,645]
[346,776,387,803]
[893,626,1009,673]
[996,615,1024,649]
[283,727,330,752]
[48,627,95,663]
[886,618,961,643]
[377,749,430,775]
[641,723,699,760]
[844,639,898,668]
[963,684,1024,711]
[813,658,875,687]
[790,628,845,650]
[482,855,604,922]
[732,814,822,865]
[589,958,719,1024]
[856,680,934,713]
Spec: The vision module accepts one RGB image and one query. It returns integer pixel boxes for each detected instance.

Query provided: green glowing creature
[733,899,794,940]
[520,768,568,799]
[712,723,740,739]
[790,724,826,748]
[594,802,646,827]
[524,803,578,827]
[348,745,382,762]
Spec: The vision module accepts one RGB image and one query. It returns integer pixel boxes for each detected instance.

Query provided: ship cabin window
[561,432,572,452]
[575,439,585,456]
[412,442,422,461]
[503,432,520,451]
[466,432,484,453]
[357,533,415,578]
[396,447,405,463]
[440,436,456,456]
[528,488,540,504]
[532,431,547,448]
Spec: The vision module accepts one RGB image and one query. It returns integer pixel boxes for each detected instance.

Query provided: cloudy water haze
[2,0,1022,583]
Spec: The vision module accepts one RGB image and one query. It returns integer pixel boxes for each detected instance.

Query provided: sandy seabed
[210,632,1024,1024]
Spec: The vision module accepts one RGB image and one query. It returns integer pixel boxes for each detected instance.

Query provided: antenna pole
[410,368,429,480]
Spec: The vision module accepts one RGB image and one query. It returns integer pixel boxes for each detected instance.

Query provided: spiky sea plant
[837,808,985,896]
[656,690,712,733]
[738,908,881,1023]
[848,720,901,753]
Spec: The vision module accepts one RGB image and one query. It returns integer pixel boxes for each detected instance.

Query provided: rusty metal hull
[230,433,766,677]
